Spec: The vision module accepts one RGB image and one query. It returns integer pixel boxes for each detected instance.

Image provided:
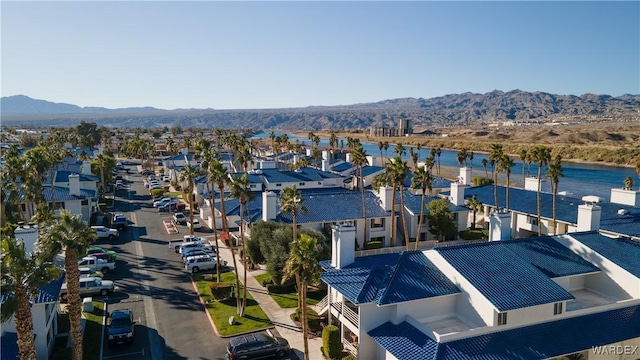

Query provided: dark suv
[226,331,290,360]
[107,309,135,346]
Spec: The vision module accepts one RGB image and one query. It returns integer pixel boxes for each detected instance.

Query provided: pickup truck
[60,277,115,302]
[91,226,119,240]
[168,235,208,253]
[78,256,116,274]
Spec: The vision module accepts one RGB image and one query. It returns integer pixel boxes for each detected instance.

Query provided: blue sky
[2,1,638,110]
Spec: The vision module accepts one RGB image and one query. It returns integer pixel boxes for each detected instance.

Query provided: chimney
[293,154,300,164]
[450,182,465,206]
[459,167,471,186]
[322,150,330,161]
[68,173,81,196]
[577,202,601,232]
[306,148,312,157]
[262,191,277,221]
[321,159,330,172]
[610,188,640,207]
[379,186,393,211]
[525,177,545,191]
[345,153,352,163]
[488,211,512,241]
[82,160,92,175]
[181,148,188,155]
[331,224,356,269]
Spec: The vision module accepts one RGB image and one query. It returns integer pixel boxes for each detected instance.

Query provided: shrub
[292,307,324,334]
[209,281,234,301]
[266,282,296,294]
[363,241,382,250]
[472,177,493,186]
[322,325,343,360]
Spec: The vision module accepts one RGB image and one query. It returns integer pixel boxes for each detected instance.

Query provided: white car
[179,242,213,255]
[184,255,227,273]
[153,197,173,207]
[162,175,170,182]
[187,218,202,231]
[91,226,119,240]
[182,250,216,263]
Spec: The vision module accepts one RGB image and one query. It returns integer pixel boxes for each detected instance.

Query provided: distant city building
[369,118,413,137]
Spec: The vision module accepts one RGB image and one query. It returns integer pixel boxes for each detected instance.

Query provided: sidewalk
[211,238,325,360]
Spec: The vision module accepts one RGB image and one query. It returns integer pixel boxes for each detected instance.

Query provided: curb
[190,276,221,337]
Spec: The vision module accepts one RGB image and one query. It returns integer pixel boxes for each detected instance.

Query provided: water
[251,132,638,200]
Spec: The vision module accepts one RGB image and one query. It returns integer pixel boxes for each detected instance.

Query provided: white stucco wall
[396,295,457,324]
[501,302,564,327]
[553,274,587,291]
[358,303,396,360]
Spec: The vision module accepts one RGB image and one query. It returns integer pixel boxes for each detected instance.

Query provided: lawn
[83,301,105,360]
[255,273,325,309]
[193,271,272,337]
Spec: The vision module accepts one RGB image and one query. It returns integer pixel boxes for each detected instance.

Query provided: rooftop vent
[582,195,604,204]
[618,209,630,216]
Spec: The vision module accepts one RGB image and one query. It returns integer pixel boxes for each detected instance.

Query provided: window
[497,312,507,326]
[276,183,282,187]
[370,218,385,228]
[299,182,305,186]
[554,302,563,315]
[81,199,89,205]
[50,202,65,210]
[527,216,538,226]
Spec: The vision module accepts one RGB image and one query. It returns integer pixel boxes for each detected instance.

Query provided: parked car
[187,218,202,231]
[169,235,208,253]
[59,277,115,302]
[179,242,213,255]
[153,197,174,207]
[78,256,116,274]
[107,309,135,346]
[172,212,187,225]
[86,246,117,261]
[139,169,153,175]
[182,249,216,263]
[158,202,183,213]
[112,214,128,230]
[225,330,290,360]
[162,175,170,182]
[79,267,103,279]
[91,226,119,240]
[184,255,227,273]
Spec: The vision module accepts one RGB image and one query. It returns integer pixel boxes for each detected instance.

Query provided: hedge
[209,281,235,301]
[363,241,383,250]
[322,325,343,360]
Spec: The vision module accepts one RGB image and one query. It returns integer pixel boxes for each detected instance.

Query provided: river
[250,132,638,200]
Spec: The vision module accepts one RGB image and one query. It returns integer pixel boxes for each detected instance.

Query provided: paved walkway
[211,238,325,360]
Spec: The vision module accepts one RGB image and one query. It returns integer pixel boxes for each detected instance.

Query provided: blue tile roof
[6,185,96,203]
[1,332,19,360]
[369,305,640,360]
[53,170,99,182]
[570,231,640,277]
[362,165,385,177]
[0,273,65,305]
[502,237,601,278]
[436,242,574,311]
[451,184,640,239]
[403,190,469,215]
[321,251,460,305]
[332,162,354,173]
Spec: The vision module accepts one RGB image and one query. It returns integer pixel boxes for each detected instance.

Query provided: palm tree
[278,186,307,310]
[281,233,322,360]
[96,153,109,197]
[498,154,515,212]
[466,195,483,230]
[387,156,409,249]
[383,141,390,165]
[351,145,369,245]
[547,155,564,235]
[179,164,202,235]
[488,144,504,212]
[519,148,528,186]
[38,211,97,360]
[410,164,433,249]
[393,142,406,157]
[481,158,489,178]
[456,148,468,167]
[635,159,640,190]
[468,151,474,169]
[624,176,634,190]
[1,236,62,360]
[531,146,552,236]
[378,141,385,166]
[436,146,442,176]
[230,175,255,316]
[200,149,224,282]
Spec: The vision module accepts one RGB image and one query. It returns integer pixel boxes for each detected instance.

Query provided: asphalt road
[94,167,230,360]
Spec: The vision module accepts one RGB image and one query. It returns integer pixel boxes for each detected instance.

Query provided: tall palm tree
[488,144,504,212]
[351,145,369,244]
[387,156,409,249]
[410,164,433,249]
[200,149,224,282]
[96,153,109,197]
[278,186,307,310]
[230,175,255,316]
[481,158,489,178]
[38,211,97,360]
[498,154,515,211]
[466,195,483,230]
[456,148,468,167]
[436,145,442,176]
[1,236,62,360]
[531,145,551,236]
[519,148,528,186]
[393,142,406,157]
[281,233,322,360]
[179,164,202,235]
[636,159,640,190]
[378,141,385,166]
[624,176,634,190]
[546,155,564,235]
[383,141,390,166]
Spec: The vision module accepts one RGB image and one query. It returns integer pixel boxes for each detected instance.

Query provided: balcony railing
[315,295,329,314]
[331,301,359,328]
[342,338,358,357]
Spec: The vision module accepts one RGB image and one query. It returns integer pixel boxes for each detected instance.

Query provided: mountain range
[2,91,639,130]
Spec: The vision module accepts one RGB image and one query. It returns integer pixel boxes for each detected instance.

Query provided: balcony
[331,301,359,328]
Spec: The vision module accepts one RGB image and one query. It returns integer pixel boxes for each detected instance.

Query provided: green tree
[531,146,552,236]
[387,156,409,249]
[199,148,224,282]
[278,186,307,309]
[281,233,322,360]
[229,175,255,316]
[1,236,62,360]
[38,212,97,360]
[351,145,369,244]
[546,155,564,235]
[74,121,100,148]
[488,144,504,212]
[179,164,202,235]
[410,164,433,249]
[497,154,515,211]
[481,158,489,178]
[519,148,528,185]
[466,195,483,230]
[427,199,457,242]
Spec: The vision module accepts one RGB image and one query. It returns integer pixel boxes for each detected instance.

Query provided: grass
[83,301,105,360]
[193,271,272,337]
[254,273,325,309]
[459,229,488,240]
